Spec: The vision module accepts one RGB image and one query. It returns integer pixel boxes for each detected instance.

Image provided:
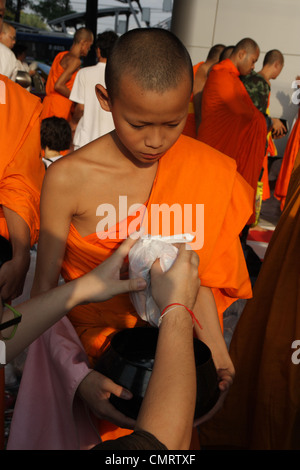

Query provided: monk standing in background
[0,0,45,448]
[241,49,286,201]
[193,43,225,132]
[41,27,94,122]
[275,83,300,210]
[197,38,282,226]
[8,28,254,450]
[182,43,225,138]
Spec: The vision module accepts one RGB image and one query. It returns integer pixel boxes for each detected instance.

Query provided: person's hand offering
[151,244,200,315]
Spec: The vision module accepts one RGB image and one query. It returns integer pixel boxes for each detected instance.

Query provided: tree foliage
[5,0,31,21]
[29,0,76,22]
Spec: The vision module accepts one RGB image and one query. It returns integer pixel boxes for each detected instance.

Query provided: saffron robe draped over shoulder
[41,51,77,121]
[198,150,300,450]
[182,62,204,139]
[8,135,254,450]
[197,59,267,223]
[0,74,45,246]
[275,109,300,210]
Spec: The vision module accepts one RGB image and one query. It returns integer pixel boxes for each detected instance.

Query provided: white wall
[171,0,300,156]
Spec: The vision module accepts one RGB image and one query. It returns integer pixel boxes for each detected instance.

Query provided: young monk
[0,73,45,302]
[241,49,286,201]
[192,44,225,133]
[40,27,94,122]
[8,28,254,450]
[197,38,283,225]
[275,89,300,210]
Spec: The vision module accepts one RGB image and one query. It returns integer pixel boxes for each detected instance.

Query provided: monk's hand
[271,118,287,138]
[77,370,136,429]
[193,364,235,427]
[0,253,30,302]
[71,235,147,305]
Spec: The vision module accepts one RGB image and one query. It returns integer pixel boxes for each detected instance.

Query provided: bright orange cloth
[61,135,253,441]
[197,59,267,223]
[198,148,300,450]
[41,51,77,121]
[275,109,300,210]
[0,74,45,246]
[182,62,204,139]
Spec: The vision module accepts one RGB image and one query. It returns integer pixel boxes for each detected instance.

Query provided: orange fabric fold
[61,135,253,440]
[198,145,300,450]
[41,51,77,121]
[0,74,45,245]
[182,62,204,139]
[197,59,267,223]
[275,109,300,210]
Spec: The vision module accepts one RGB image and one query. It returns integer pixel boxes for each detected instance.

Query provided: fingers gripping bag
[128,234,194,327]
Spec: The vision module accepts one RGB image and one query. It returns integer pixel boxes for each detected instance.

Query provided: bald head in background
[0,21,16,49]
[230,37,260,76]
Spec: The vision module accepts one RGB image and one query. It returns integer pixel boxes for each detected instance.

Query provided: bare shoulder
[45,134,114,186]
[60,51,81,70]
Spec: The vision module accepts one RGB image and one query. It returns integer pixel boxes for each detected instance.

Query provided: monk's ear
[95,84,112,111]
[238,49,247,61]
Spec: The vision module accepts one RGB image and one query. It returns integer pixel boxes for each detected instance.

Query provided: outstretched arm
[0,236,147,365]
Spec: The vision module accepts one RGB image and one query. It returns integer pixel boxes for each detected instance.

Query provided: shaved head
[263,49,284,66]
[233,37,259,55]
[105,28,193,101]
[206,43,225,62]
[73,27,93,44]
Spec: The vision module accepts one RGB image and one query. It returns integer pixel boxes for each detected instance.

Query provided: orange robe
[182,62,204,139]
[61,135,254,441]
[275,109,300,210]
[0,74,45,246]
[198,149,300,450]
[197,59,267,223]
[41,51,77,121]
[0,74,44,449]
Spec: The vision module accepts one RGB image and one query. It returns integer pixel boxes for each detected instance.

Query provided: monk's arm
[0,207,30,301]
[54,58,81,98]
[193,286,235,391]
[31,161,75,296]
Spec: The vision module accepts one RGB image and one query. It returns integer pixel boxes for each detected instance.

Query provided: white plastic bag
[129,234,194,327]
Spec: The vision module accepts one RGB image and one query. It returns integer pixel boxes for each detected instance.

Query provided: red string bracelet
[158,303,203,329]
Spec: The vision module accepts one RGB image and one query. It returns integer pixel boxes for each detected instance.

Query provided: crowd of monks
[1,15,299,451]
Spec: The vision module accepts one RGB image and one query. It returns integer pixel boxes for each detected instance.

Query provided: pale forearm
[1,280,83,363]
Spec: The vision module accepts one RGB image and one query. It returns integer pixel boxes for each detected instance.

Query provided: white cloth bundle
[129,234,194,327]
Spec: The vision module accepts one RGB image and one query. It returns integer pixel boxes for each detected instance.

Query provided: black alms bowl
[94,327,220,420]
[0,235,12,268]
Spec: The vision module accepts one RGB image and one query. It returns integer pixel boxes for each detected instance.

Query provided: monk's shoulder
[174,135,237,174]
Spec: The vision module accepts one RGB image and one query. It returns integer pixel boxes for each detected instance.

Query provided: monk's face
[0,0,5,34]
[106,74,191,165]
[239,47,259,76]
